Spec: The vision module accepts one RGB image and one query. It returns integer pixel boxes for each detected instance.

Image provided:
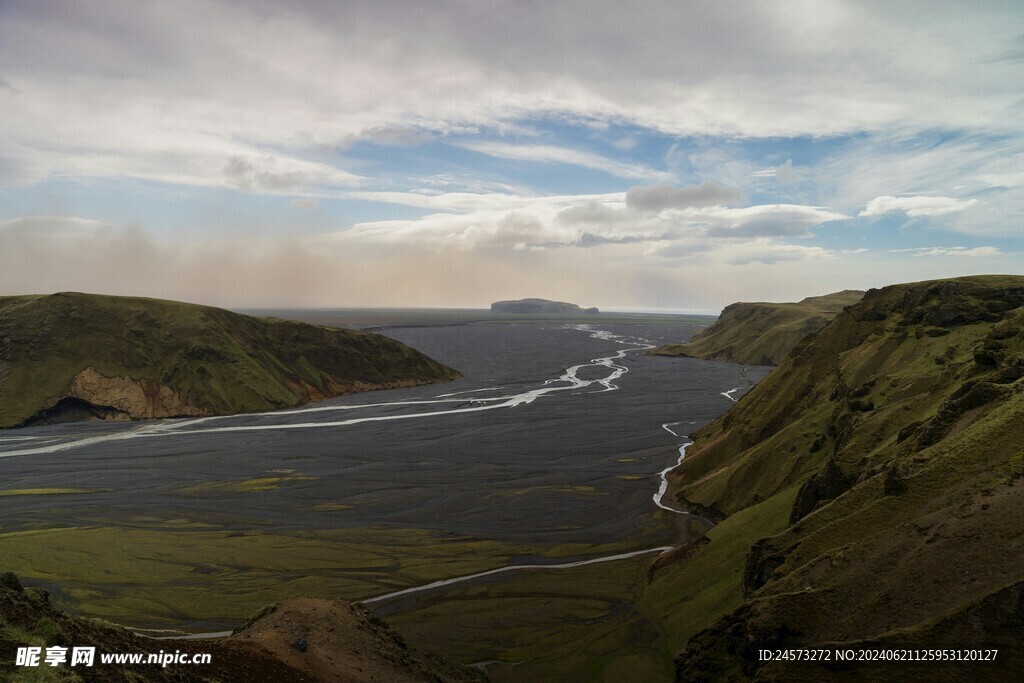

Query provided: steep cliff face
[652,290,863,366]
[652,276,1024,680]
[0,292,459,428]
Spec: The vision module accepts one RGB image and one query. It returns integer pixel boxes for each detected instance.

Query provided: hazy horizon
[239,302,725,316]
[1,1,1021,311]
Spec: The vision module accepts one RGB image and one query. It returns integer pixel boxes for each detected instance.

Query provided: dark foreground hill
[0,572,483,682]
[652,290,864,366]
[490,298,599,314]
[0,293,458,428]
[652,275,1024,680]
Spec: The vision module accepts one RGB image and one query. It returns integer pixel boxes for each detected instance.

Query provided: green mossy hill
[0,292,459,428]
[651,289,864,366]
[658,275,1024,680]
[0,571,482,682]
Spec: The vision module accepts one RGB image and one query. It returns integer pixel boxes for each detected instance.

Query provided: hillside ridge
[0,292,458,428]
[0,571,483,682]
[651,289,864,366]
[648,275,1024,680]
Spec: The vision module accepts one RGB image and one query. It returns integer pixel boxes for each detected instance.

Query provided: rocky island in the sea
[490,298,599,314]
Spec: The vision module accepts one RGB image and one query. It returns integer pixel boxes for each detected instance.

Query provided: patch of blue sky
[0,178,436,237]
[522,116,676,158]
[337,115,961,212]
[455,156,636,195]
[341,137,541,193]
[313,198,434,227]
[0,178,190,228]
[343,132,636,196]
[817,211,1016,255]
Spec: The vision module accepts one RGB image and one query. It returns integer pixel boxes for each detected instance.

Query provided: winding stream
[1,323,749,637]
[350,326,741,607]
[0,325,655,458]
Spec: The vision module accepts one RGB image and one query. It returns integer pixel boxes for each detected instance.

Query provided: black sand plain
[0,320,767,635]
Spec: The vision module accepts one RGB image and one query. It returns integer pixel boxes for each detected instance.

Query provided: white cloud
[358,124,438,147]
[722,242,836,265]
[332,195,847,251]
[557,201,628,226]
[647,238,837,266]
[222,155,360,192]
[0,215,117,235]
[796,131,1024,236]
[337,202,618,251]
[0,144,47,187]
[702,204,847,238]
[1,4,1021,310]
[626,181,743,211]
[412,174,533,195]
[0,1,1021,195]
[976,171,1024,188]
[458,142,673,181]
[888,246,1002,257]
[611,135,639,151]
[1,213,1012,312]
[289,197,320,209]
[860,195,980,217]
[751,159,796,183]
[343,190,625,212]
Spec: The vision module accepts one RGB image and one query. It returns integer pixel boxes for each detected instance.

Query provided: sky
[1,0,1022,312]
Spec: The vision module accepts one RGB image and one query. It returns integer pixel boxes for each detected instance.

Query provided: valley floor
[0,320,766,680]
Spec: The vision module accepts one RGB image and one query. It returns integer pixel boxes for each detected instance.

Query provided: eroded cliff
[0,292,459,428]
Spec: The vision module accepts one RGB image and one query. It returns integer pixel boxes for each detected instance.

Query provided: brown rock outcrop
[67,367,207,420]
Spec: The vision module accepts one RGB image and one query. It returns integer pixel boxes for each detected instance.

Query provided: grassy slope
[389,555,676,682]
[651,290,864,366]
[0,572,482,683]
[0,292,458,427]
[0,571,307,682]
[650,275,1024,680]
[643,486,799,653]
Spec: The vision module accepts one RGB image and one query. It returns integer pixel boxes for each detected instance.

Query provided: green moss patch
[177,475,316,495]
[644,485,799,651]
[0,488,99,496]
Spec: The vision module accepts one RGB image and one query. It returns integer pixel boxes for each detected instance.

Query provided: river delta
[0,320,769,677]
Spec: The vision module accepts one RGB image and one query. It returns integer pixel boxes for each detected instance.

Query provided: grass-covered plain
[177,474,318,495]
[388,553,675,682]
[0,488,101,496]
[375,486,799,681]
[0,524,670,632]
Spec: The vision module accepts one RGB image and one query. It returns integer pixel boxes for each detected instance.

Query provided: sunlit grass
[643,485,800,651]
[0,523,671,632]
[0,488,100,496]
[177,475,316,495]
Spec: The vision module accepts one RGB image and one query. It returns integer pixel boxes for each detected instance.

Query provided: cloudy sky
[1,0,1022,311]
